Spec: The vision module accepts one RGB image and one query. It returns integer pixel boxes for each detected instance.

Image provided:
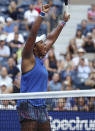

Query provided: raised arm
[22,4,50,57]
[45,12,70,51]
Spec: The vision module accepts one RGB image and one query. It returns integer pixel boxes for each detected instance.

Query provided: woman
[74,29,84,49]
[45,48,58,80]
[17,4,70,131]
[83,34,95,53]
[8,1,18,20]
[60,53,73,71]
[67,39,77,55]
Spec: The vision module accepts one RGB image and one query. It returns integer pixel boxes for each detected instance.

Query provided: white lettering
[90,120,95,130]
[52,119,61,131]
[69,120,76,130]
[61,119,68,130]
[76,117,80,130]
[49,116,95,131]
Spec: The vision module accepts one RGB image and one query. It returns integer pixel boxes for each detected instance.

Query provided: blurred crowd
[0,0,64,94]
[47,97,95,112]
[0,0,95,111]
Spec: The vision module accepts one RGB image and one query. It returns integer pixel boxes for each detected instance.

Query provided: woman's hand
[63,12,70,22]
[42,4,50,13]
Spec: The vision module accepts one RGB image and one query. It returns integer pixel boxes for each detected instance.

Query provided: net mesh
[0,90,95,131]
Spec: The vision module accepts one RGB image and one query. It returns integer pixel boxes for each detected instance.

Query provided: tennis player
[17,4,70,131]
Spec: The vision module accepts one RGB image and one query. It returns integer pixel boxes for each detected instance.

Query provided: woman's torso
[19,56,48,106]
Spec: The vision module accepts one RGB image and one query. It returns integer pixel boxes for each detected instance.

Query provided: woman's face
[34,41,47,58]
[76,30,82,37]
[10,1,16,9]
[48,49,54,58]
[66,54,71,61]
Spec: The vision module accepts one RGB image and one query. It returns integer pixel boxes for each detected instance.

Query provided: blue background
[0,110,95,131]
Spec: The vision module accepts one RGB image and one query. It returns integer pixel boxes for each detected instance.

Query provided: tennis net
[0,90,95,131]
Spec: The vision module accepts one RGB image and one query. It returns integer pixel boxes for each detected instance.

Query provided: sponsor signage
[49,111,95,131]
[0,111,95,131]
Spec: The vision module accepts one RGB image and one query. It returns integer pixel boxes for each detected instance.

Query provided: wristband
[61,21,66,27]
[40,11,45,17]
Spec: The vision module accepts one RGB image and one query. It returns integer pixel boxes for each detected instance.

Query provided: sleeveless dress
[17,56,49,122]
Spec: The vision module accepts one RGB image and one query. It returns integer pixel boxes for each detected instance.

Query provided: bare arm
[45,24,64,50]
[0,54,9,58]
[44,12,70,51]
[22,16,43,57]
[22,4,50,58]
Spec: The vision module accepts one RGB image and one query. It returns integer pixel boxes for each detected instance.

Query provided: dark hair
[48,51,57,63]
[76,29,82,38]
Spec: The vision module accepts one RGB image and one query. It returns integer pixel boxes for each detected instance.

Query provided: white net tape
[0,90,95,100]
